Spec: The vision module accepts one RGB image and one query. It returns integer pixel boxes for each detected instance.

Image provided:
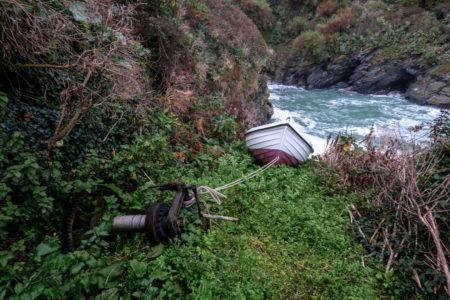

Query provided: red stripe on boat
[250,148,301,167]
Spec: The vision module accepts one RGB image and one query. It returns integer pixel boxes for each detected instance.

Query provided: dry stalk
[319,127,450,295]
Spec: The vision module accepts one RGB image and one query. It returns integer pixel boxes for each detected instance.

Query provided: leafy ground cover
[0,131,381,298]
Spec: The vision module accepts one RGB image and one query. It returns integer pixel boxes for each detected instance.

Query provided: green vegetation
[292,31,329,62]
[338,1,450,63]
[239,0,449,69]
[287,16,308,36]
[431,63,450,78]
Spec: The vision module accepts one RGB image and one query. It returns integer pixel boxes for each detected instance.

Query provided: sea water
[268,83,443,155]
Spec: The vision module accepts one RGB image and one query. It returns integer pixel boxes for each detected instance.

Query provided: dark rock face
[349,56,423,94]
[281,60,309,86]
[276,52,449,107]
[307,55,360,89]
[281,54,359,89]
[251,76,273,125]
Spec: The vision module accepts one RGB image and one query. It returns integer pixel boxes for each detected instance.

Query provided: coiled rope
[184,156,279,212]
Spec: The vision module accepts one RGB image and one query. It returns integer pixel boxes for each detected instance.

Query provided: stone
[427,81,446,93]
[440,86,450,97]
[349,56,422,94]
[332,82,349,89]
[428,95,450,105]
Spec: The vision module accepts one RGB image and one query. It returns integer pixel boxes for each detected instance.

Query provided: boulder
[281,54,360,89]
[405,64,450,107]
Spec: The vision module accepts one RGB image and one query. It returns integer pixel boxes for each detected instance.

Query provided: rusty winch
[111,182,202,244]
[61,182,203,252]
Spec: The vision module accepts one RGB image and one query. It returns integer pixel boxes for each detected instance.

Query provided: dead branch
[16,63,79,69]
[102,111,125,143]
[413,269,422,288]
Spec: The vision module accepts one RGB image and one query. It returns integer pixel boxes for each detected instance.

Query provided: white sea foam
[289,111,304,120]
[302,117,317,129]
[387,91,404,99]
[271,108,291,121]
[304,133,327,155]
[269,93,281,100]
[397,117,423,128]
[355,90,406,100]
[340,126,373,136]
[328,98,346,106]
[268,82,305,91]
[427,109,441,117]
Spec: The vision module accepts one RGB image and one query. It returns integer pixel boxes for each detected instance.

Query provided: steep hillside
[237,0,450,106]
[0,0,272,149]
[0,0,274,297]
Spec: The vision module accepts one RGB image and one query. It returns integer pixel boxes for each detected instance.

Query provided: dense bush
[338,1,449,63]
[239,0,274,31]
[286,16,308,36]
[292,30,329,62]
[255,0,449,67]
[318,7,357,36]
[316,1,338,17]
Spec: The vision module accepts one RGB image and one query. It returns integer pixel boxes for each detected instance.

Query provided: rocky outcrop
[406,64,450,106]
[251,76,273,124]
[281,53,359,88]
[306,55,359,89]
[275,52,449,107]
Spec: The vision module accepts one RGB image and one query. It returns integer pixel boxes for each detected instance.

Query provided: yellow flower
[343,144,350,152]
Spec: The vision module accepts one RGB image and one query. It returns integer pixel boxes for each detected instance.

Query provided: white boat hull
[245,120,314,167]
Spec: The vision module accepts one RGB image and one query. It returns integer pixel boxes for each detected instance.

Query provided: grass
[184,154,380,299]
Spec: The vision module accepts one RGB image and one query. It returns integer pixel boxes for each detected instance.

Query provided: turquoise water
[268,83,443,154]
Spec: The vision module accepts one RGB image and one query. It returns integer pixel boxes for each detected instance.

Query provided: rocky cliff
[243,0,449,108]
[277,53,449,107]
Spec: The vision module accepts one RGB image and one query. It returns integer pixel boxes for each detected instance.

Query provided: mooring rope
[185,156,280,209]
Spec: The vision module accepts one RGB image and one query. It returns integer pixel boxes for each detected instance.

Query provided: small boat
[245,117,314,167]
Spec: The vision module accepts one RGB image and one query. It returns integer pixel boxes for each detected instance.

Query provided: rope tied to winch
[184,156,279,210]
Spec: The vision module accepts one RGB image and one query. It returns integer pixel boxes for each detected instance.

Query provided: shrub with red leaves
[319,7,357,36]
[316,1,338,17]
